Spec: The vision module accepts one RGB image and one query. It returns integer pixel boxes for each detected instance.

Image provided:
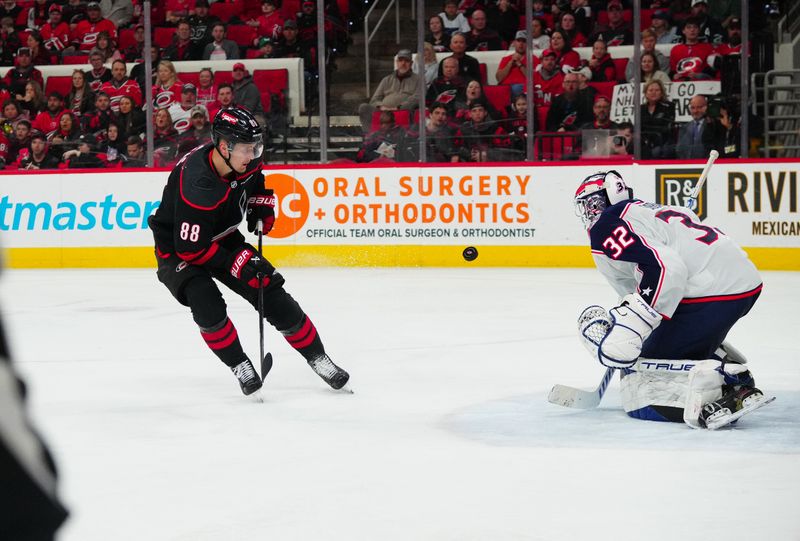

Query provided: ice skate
[308,354,351,392]
[231,359,263,396]
[698,385,775,430]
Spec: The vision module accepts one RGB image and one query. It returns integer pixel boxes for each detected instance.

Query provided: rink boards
[1,160,798,269]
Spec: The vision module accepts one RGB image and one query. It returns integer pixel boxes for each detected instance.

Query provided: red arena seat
[45,75,73,97]
[370,109,410,131]
[483,85,512,113]
[226,25,257,47]
[154,27,173,48]
[210,1,243,22]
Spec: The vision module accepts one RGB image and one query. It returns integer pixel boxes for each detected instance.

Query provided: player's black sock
[200,317,248,368]
[280,315,324,361]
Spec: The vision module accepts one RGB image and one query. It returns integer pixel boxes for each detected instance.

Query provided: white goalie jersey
[588,200,762,318]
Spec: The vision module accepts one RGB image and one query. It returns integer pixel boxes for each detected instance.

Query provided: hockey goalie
[572,170,774,430]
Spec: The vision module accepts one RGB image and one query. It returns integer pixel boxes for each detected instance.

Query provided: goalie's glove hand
[229,246,274,288]
[598,293,662,369]
[247,190,276,234]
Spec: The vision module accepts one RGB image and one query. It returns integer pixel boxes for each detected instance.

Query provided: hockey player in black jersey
[148,106,349,395]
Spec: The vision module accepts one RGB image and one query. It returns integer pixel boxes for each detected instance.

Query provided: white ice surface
[2,267,799,541]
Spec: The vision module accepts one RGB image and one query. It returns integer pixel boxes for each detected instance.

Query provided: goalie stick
[549,150,719,410]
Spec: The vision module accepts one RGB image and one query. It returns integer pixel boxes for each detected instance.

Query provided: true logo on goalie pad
[654,168,707,220]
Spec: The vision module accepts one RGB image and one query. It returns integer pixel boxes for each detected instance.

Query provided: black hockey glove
[246,190,276,234]
[229,246,274,288]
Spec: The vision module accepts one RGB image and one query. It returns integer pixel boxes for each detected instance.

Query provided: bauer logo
[262,172,309,238]
[654,168,707,220]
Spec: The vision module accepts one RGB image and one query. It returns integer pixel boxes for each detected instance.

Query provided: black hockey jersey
[148,143,268,270]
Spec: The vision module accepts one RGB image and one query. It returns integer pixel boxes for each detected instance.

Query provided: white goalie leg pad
[715,341,749,364]
[598,293,662,369]
[577,305,612,357]
[620,358,695,415]
[683,360,727,428]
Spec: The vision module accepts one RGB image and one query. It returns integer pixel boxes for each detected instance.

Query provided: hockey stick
[256,220,273,381]
[686,149,719,211]
[547,366,615,409]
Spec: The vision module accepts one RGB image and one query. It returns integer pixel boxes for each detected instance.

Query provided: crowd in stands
[356,0,751,163]
[0,0,762,167]
[0,0,352,169]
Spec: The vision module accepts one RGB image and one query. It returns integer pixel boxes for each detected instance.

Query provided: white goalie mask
[574,170,633,229]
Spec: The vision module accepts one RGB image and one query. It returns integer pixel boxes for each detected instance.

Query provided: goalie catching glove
[246,190,276,234]
[599,293,662,368]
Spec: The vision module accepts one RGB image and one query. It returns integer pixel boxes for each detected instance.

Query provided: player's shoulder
[589,200,655,244]
[176,144,230,209]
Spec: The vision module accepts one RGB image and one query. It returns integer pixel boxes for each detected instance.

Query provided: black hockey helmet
[212,106,263,158]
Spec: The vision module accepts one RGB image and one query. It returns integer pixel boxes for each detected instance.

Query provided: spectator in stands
[122,23,145,61]
[356,110,407,163]
[439,0,470,37]
[670,18,714,81]
[19,80,45,118]
[86,49,112,92]
[100,59,143,112]
[202,22,240,60]
[93,30,121,62]
[98,120,124,163]
[625,29,670,82]
[196,67,216,106]
[531,0,546,18]
[67,69,95,118]
[165,0,194,26]
[178,104,212,149]
[115,94,144,139]
[465,9,502,51]
[162,19,200,61]
[610,121,633,155]
[82,91,115,138]
[8,118,31,164]
[676,94,713,159]
[152,60,183,108]
[629,51,671,85]
[455,79,501,123]
[19,130,60,169]
[152,107,178,165]
[252,36,276,59]
[54,110,81,142]
[709,98,740,158]
[580,94,618,131]
[438,32,480,83]
[247,0,283,42]
[131,45,160,95]
[533,48,564,107]
[1,99,23,133]
[3,48,43,100]
[640,79,676,158]
[588,39,616,82]
[231,62,266,127]
[427,15,450,53]
[427,56,466,115]
[420,101,459,162]
[505,93,529,156]
[651,10,680,44]
[187,0,218,52]
[573,64,596,98]
[32,91,66,137]
[546,72,592,131]
[548,30,580,74]
[0,1,23,29]
[358,48,420,133]
[558,12,588,48]
[122,134,145,167]
[68,2,117,53]
[530,17,550,50]
[456,101,509,162]
[0,16,21,65]
[590,0,633,46]
[24,0,50,32]
[416,42,440,89]
[496,31,530,97]
[63,135,105,168]
[167,83,197,134]
[206,82,234,119]
[272,19,317,104]
[41,5,70,55]
[687,0,724,45]
[62,0,88,30]
[25,30,51,65]
[99,0,133,29]
[486,0,518,46]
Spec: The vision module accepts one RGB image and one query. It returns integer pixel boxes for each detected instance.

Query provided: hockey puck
[462,246,478,262]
